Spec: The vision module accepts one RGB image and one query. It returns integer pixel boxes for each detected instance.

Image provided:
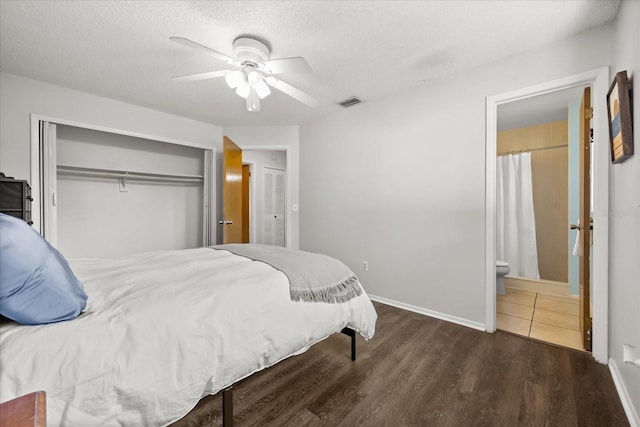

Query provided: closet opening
[31,115,215,258]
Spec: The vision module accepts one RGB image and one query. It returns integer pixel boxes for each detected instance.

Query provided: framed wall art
[607,70,633,164]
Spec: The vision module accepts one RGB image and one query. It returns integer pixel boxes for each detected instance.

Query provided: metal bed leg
[222,386,233,427]
[340,327,356,361]
[220,330,353,426]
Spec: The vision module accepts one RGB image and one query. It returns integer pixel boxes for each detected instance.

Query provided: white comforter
[0,247,377,426]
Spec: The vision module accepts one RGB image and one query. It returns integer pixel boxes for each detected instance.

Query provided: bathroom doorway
[494,86,588,351]
[484,67,610,363]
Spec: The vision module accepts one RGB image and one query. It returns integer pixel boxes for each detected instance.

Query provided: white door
[262,167,285,246]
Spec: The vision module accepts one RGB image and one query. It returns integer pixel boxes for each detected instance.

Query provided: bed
[0,226,378,426]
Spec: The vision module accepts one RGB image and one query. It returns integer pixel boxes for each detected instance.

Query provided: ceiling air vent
[338,97,362,108]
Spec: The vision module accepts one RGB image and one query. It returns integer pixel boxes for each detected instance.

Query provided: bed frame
[218,327,356,427]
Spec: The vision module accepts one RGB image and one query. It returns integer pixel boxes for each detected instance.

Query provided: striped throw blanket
[211,244,362,304]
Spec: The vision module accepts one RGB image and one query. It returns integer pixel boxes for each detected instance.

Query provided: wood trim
[579,87,592,351]
[0,391,46,427]
[241,164,250,243]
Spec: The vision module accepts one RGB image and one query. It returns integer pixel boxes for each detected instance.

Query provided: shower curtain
[496,152,540,279]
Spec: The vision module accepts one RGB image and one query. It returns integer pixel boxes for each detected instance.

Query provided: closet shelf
[56,165,204,184]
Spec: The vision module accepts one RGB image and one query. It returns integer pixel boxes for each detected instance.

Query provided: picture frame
[606,70,634,164]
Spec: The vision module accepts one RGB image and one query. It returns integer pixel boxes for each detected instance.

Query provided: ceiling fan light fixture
[254,79,271,99]
[225,70,244,88]
[171,36,317,111]
[247,87,260,112]
[247,71,260,85]
[236,83,250,98]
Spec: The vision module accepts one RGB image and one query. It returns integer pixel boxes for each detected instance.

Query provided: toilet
[496,260,510,295]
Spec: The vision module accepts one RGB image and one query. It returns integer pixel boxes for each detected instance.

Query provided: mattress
[0,247,377,426]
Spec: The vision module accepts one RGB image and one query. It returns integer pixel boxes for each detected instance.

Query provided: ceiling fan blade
[261,57,312,74]
[266,78,318,108]
[169,36,235,63]
[172,70,231,82]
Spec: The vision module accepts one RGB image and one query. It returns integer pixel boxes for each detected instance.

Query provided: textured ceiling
[0,0,621,127]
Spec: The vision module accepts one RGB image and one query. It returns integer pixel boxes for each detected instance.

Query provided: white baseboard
[609,358,640,427]
[368,294,486,332]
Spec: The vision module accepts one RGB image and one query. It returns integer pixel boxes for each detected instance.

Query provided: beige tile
[505,277,570,296]
[530,322,584,351]
[504,286,537,297]
[497,313,531,337]
[497,300,534,320]
[535,297,579,316]
[536,293,579,305]
[500,287,536,307]
[533,308,579,331]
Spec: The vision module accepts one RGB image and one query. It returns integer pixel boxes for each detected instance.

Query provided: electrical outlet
[362,261,368,271]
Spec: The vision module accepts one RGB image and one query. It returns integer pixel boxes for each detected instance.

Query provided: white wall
[0,74,304,252]
[242,149,286,244]
[0,73,222,252]
[56,126,205,258]
[57,126,205,175]
[0,73,221,181]
[609,0,640,422]
[223,126,300,249]
[300,24,615,325]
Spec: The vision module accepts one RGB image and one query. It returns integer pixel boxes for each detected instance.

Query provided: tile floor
[497,287,584,351]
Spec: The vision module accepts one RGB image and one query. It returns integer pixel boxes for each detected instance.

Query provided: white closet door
[262,167,285,247]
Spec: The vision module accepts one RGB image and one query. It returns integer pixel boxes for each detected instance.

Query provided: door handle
[570,224,593,230]
[218,220,234,225]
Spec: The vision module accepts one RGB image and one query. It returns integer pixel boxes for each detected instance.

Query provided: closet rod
[499,144,568,155]
[57,165,204,183]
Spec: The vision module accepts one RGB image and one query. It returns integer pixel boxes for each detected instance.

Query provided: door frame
[241,145,292,248]
[485,67,610,363]
[242,161,256,243]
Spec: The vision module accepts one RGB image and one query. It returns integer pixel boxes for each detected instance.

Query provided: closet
[262,167,286,246]
[38,122,215,259]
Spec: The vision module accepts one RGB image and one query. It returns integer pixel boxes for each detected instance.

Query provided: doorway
[485,67,610,363]
[243,151,287,246]
[221,137,288,247]
[494,87,587,350]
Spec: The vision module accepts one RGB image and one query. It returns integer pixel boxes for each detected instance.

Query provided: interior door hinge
[585,107,593,120]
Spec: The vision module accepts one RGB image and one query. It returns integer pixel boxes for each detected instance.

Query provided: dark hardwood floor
[172,301,629,426]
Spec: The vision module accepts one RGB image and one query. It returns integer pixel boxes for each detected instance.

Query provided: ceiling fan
[170,36,318,112]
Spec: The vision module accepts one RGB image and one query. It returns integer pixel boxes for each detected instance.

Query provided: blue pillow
[0,213,88,325]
